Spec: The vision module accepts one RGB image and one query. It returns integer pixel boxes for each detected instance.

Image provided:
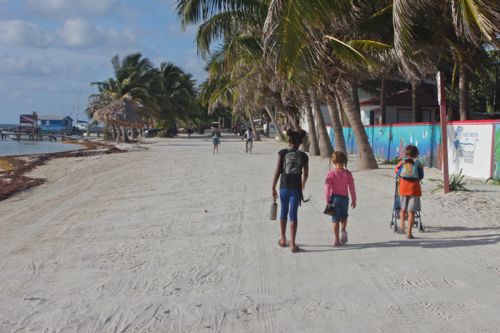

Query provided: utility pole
[437,72,450,193]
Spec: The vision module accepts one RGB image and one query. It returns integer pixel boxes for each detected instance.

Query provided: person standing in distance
[244,128,254,153]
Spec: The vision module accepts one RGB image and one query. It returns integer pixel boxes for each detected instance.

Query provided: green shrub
[430,169,469,193]
[381,156,402,165]
[485,177,500,185]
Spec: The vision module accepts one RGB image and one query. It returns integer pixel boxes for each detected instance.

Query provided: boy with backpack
[271,129,308,253]
[395,145,424,239]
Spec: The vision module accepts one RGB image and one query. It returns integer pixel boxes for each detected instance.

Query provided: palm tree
[263,0,385,169]
[88,53,154,141]
[392,0,499,120]
[151,62,200,129]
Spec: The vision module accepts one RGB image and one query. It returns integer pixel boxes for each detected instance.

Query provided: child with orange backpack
[395,145,424,239]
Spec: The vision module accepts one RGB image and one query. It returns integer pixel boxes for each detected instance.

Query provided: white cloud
[26,0,117,16]
[58,18,135,49]
[180,55,207,82]
[0,53,61,76]
[0,19,53,47]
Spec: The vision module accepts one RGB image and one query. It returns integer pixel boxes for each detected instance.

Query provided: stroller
[390,177,424,233]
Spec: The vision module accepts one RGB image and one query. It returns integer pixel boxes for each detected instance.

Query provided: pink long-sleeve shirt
[324,169,357,203]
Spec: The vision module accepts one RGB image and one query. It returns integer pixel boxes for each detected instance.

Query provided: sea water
[0,139,83,157]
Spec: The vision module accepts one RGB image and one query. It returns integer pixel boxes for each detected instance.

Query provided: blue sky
[0,0,206,123]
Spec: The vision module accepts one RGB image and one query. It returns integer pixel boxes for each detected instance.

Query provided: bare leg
[332,222,340,246]
[407,212,415,237]
[278,219,287,247]
[341,218,347,232]
[400,209,406,232]
[290,221,298,252]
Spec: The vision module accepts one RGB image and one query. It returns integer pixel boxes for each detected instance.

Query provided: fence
[328,120,500,180]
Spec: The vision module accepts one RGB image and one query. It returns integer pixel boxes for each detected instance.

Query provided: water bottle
[270,199,278,220]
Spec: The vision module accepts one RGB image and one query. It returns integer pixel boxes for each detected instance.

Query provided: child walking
[211,131,220,154]
[271,129,308,253]
[395,145,424,239]
[324,151,356,246]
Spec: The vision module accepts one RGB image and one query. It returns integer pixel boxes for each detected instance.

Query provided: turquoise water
[0,139,83,157]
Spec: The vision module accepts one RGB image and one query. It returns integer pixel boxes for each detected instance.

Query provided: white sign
[447,124,493,179]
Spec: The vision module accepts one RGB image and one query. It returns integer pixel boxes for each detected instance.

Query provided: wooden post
[437,71,450,193]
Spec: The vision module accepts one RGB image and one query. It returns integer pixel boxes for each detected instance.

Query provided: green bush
[430,169,469,193]
[381,156,402,165]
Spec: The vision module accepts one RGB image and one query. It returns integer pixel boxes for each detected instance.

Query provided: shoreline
[0,140,123,201]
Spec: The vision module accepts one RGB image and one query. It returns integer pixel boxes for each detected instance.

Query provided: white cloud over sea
[0,0,206,123]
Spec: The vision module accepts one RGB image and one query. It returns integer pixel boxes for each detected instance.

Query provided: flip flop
[291,246,300,253]
[277,240,287,247]
[406,234,414,239]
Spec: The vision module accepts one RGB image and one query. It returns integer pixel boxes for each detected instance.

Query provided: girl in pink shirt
[324,151,357,246]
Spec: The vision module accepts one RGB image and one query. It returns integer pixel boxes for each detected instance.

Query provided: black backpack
[282,149,303,184]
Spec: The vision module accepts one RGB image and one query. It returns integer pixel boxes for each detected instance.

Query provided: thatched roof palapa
[93,99,143,128]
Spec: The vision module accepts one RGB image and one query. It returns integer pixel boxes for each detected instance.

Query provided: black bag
[282,149,303,185]
[323,203,337,216]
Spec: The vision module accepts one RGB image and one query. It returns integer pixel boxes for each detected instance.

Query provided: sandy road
[0,135,499,333]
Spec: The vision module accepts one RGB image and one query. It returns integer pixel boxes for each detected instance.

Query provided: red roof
[360,89,438,108]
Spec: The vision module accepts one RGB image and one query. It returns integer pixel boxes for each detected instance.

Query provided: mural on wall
[338,124,441,167]
[447,124,492,179]
[493,124,500,180]
[331,121,498,179]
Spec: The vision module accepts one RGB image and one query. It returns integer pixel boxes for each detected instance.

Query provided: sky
[0,0,206,123]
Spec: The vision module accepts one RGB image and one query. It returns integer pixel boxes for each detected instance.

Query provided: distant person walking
[211,131,220,154]
[0,129,5,140]
[244,128,254,153]
[394,145,424,239]
[324,151,357,246]
[271,129,308,253]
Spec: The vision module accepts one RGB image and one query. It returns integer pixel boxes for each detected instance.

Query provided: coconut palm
[150,62,200,127]
[392,0,500,120]
[88,53,155,141]
[263,0,387,169]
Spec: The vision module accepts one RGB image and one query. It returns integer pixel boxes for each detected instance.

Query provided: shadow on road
[299,231,500,253]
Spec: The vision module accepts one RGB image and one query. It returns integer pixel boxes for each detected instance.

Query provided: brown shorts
[400,196,421,212]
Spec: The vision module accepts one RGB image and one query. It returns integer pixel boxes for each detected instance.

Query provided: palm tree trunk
[459,62,469,120]
[122,127,130,142]
[248,111,261,141]
[326,92,347,154]
[277,102,299,130]
[336,83,378,170]
[334,90,350,127]
[309,88,333,158]
[380,78,386,124]
[411,82,422,122]
[301,90,320,155]
[264,106,285,141]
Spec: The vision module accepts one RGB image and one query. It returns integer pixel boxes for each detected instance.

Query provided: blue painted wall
[329,123,443,168]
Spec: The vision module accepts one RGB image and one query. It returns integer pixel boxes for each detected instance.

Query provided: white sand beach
[1,135,499,332]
